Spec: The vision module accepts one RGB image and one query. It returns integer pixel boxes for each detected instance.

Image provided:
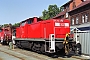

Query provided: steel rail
[0,50,24,60]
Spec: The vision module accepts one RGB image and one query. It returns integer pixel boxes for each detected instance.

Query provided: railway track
[0,50,24,60]
[0,45,40,60]
[0,45,90,60]
[12,47,90,60]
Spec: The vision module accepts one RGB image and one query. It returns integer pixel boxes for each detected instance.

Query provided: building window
[72,18,74,25]
[66,12,68,18]
[76,17,78,24]
[73,1,76,9]
[83,0,86,1]
[66,5,69,9]
[82,15,85,23]
[85,14,88,22]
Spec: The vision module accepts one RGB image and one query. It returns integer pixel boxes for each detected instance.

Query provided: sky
[0,0,69,25]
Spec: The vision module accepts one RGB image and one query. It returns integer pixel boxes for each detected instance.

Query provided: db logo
[61,23,65,26]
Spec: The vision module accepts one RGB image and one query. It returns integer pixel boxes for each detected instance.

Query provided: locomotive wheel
[2,40,9,45]
[40,44,45,53]
[32,43,36,52]
[6,40,10,45]
[34,42,41,53]
[29,42,33,50]
[75,43,81,55]
[64,44,69,55]
[16,41,22,48]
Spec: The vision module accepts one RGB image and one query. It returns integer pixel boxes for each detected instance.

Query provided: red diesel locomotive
[0,28,12,44]
[14,17,80,56]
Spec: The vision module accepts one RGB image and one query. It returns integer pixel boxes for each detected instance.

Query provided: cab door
[20,22,28,38]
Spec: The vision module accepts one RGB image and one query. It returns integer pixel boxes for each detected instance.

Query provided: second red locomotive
[0,28,12,44]
[14,17,80,56]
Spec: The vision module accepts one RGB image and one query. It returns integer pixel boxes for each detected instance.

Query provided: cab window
[4,29,9,31]
[0,29,2,32]
[21,22,27,26]
[27,20,33,24]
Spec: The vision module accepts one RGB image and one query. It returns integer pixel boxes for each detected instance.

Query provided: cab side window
[0,29,2,32]
[27,20,33,24]
[21,22,27,26]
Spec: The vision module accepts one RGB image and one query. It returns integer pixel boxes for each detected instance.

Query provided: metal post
[12,44,14,50]
[76,28,78,44]
[9,42,13,49]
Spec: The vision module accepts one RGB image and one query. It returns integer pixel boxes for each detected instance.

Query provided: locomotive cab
[17,17,43,38]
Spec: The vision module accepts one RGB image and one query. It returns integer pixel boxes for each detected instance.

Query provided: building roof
[62,0,73,7]
[53,11,66,19]
[53,0,90,18]
[69,1,90,12]
[52,0,73,19]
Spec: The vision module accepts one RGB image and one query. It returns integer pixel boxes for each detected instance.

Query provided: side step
[45,34,55,53]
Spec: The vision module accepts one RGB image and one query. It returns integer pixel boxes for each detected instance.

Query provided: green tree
[48,4,60,18]
[40,4,60,20]
[3,24,8,27]
[59,6,64,12]
[13,23,20,27]
[41,10,50,20]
